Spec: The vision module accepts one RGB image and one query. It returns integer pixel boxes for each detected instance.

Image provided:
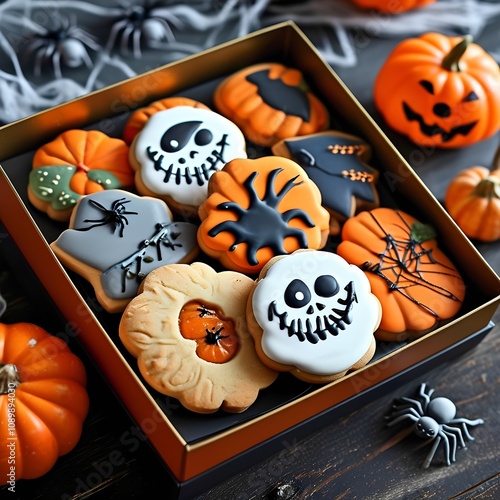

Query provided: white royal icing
[252,250,380,376]
[133,106,247,207]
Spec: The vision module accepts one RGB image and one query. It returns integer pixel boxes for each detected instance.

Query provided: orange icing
[32,129,134,195]
[214,63,329,147]
[337,208,466,339]
[179,300,239,363]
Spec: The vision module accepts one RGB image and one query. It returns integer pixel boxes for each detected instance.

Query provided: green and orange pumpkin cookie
[28,129,134,221]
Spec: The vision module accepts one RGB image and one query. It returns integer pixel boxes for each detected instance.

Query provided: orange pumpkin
[213,63,329,147]
[29,129,134,221]
[0,322,89,482]
[444,149,500,242]
[122,96,209,144]
[336,208,466,341]
[179,301,239,363]
[351,0,435,12]
[374,33,500,148]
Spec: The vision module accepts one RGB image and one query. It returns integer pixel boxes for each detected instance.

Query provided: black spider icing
[82,198,138,237]
[207,167,315,266]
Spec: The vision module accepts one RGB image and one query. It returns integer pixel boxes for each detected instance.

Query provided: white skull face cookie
[246,249,382,384]
[129,106,247,217]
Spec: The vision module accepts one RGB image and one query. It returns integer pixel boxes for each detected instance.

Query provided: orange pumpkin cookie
[336,208,466,341]
[273,131,380,235]
[197,156,331,274]
[28,129,134,221]
[119,262,278,413]
[122,96,209,144]
[213,62,329,147]
[246,250,381,384]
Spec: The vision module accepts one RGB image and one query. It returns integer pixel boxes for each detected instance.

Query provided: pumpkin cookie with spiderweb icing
[119,261,278,413]
[28,129,134,222]
[197,156,331,274]
[336,208,466,341]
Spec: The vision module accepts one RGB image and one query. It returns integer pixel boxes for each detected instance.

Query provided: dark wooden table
[1,14,500,500]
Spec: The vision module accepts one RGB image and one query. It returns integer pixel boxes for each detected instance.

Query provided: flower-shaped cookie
[198,156,331,274]
[119,262,278,413]
[247,250,381,384]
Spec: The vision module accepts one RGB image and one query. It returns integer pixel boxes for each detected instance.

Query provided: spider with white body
[21,16,100,78]
[386,383,484,468]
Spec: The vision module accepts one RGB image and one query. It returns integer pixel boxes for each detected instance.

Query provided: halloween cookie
[197,156,331,274]
[129,106,247,217]
[29,129,134,222]
[122,96,209,144]
[336,208,466,341]
[273,131,380,235]
[119,261,278,413]
[213,62,329,147]
[246,250,381,384]
[50,189,199,313]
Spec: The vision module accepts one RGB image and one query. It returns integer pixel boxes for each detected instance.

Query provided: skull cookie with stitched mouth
[247,250,382,384]
[130,106,247,216]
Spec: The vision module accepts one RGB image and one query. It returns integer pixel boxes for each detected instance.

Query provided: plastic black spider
[386,383,484,468]
[82,198,138,238]
[21,15,100,78]
[106,0,182,58]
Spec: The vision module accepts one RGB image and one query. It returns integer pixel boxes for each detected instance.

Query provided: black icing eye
[160,120,202,153]
[314,275,339,298]
[419,80,434,94]
[194,128,213,146]
[284,279,311,309]
[463,91,479,102]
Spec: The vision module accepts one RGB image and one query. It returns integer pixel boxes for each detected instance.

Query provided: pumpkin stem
[411,222,437,243]
[0,363,21,394]
[442,35,473,72]
[472,176,500,199]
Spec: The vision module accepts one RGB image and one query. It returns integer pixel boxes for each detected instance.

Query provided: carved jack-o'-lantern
[374,33,500,148]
